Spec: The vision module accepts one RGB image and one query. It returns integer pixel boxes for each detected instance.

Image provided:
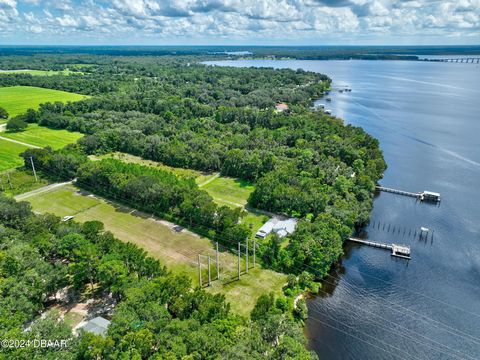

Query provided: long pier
[376,186,420,198]
[424,58,480,64]
[348,237,411,259]
[376,186,440,202]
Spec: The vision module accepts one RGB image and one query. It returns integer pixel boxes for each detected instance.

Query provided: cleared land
[0,139,29,171]
[200,176,255,208]
[2,124,83,149]
[0,169,50,196]
[25,184,286,316]
[0,69,77,76]
[0,86,87,119]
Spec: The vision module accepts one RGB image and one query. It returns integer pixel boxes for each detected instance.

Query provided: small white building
[77,316,110,336]
[256,217,298,239]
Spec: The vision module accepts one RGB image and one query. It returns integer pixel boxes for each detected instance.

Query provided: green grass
[0,169,50,196]
[3,124,83,149]
[0,86,88,119]
[0,69,77,76]
[195,172,219,186]
[241,210,270,234]
[201,176,255,208]
[0,139,29,171]
[25,184,286,316]
[63,312,84,328]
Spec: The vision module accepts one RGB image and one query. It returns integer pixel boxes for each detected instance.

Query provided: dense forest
[0,195,315,359]
[1,45,479,58]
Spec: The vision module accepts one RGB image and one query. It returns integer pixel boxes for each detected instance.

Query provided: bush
[0,106,8,119]
[6,117,28,131]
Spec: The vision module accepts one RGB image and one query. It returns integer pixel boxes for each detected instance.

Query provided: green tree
[6,116,28,131]
[0,106,8,119]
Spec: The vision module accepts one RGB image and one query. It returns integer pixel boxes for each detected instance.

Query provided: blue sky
[0,0,479,45]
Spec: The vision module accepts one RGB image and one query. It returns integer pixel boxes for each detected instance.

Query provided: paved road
[14,180,74,201]
[0,135,40,148]
[197,172,220,187]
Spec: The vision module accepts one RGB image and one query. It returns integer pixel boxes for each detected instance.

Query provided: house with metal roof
[77,316,110,336]
[256,217,298,239]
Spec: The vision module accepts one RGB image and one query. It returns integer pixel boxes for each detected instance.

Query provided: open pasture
[0,69,77,76]
[0,86,87,119]
[2,124,83,149]
[0,139,29,171]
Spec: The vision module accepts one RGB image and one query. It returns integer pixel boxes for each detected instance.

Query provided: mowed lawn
[0,86,87,119]
[2,124,83,149]
[200,176,255,207]
[0,69,76,76]
[0,139,29,171]
[25,184,286,316]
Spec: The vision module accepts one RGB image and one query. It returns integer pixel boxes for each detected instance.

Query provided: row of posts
[198,239,256,287]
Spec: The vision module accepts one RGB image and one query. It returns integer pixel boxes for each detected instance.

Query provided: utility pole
[30,157,38,182]
[207,255,211,286]
[198,254,202,288]
[238,242,241,280]
[245,239,249,273]
[253,240,256,268]
[215,242,220,280]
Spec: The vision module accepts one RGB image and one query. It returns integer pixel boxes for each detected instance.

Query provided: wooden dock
[348,237,411,259]
[376,186,420,198]
[376,186,441,202]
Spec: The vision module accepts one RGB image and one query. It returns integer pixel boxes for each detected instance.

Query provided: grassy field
[0,169,50,196]
[2,124,83,149]
[0,139,29,171]
[200,176,255,207]
[0,86,87,119]
[0,69,77,76]
[25,184,286,316]
[199,176,268,233]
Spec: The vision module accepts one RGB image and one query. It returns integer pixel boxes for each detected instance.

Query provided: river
[207,59,480,360]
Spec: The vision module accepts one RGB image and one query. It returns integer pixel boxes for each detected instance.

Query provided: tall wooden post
[238,242,241,280]
[30,157,38,182]
[198,254,202,287]
[245,239,249,273]
[253,240,256,268]
[207,255,211,286]
[215,242,220,280]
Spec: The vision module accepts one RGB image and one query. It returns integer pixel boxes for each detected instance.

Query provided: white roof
[78,317,110,336]
[256,217,298,238]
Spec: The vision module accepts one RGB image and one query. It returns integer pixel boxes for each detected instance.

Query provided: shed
[78,317,110,336]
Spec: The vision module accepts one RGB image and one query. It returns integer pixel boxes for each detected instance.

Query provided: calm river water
[208,59,480,360]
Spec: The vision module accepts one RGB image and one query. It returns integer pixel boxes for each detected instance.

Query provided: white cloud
[0,0,479,44]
